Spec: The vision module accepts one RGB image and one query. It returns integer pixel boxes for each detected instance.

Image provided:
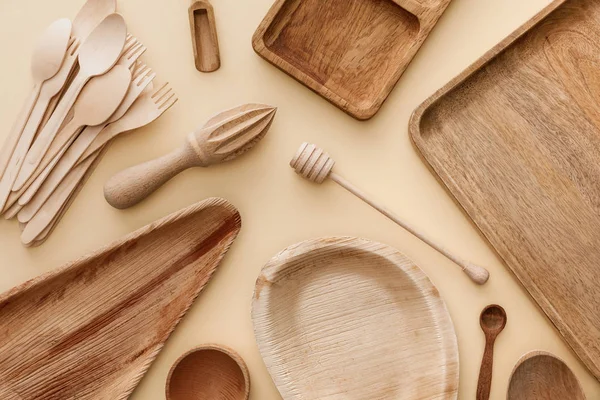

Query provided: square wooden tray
[410,0,600,381]
[253,0,452,120]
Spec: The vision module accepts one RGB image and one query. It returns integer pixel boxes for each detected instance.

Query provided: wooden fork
[18,64,156,222]
[78,82,178,161]
[1,37,148,215]
[22,81,177,244]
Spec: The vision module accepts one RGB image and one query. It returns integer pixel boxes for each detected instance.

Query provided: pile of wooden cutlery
[0,3,177,246]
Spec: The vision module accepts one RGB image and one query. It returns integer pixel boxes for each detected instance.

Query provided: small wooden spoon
[166,345,250,400]
[16,65,131,219]
[0,18,72,180]
[507,351,585,400]
[16,13,127,189]
[477,304,507,400]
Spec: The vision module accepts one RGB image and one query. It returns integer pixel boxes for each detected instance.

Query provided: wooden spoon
[17,67,155,223]
[166,345,250,400]
[104,103,276,209]
[72,0,117,41]
[15,13,127,189]
[15,65,131,220]
[507,351,585,400]
[189,0,220,72]
[0,18,72,180]
[476,304,507,400]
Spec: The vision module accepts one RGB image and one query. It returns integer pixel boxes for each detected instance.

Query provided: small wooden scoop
[476,304,507,400]
[290,143,490,285]
[189,0,220,72]
[104,103,276,209]
[166,345,250,400]
[507,351,585,400]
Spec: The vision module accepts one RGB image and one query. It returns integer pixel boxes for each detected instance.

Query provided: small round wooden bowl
[166,345,250,400]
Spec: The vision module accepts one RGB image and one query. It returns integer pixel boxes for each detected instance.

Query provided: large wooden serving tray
[253,0,452,120]
[252,237,458,399]
[410,0,600,381]
[0,198,241,399]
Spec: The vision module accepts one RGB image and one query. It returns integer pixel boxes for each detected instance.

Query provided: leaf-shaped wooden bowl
[0,198,241,399]
[252,237,459,399]
[166,344,250,400]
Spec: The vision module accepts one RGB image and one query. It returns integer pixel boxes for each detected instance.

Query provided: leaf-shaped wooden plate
[0,197,241,399]
[252,237,458,400]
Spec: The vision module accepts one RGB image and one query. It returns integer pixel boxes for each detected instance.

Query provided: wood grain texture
[189,0,221,72]
[253,0,451,119]
[252,237,458,399]
[0,198,241,399]
[409,0,600,381]
[507,351,586,400]
[166,345,250,400]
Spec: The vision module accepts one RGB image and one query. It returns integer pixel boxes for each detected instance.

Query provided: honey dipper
[290,143,490,285]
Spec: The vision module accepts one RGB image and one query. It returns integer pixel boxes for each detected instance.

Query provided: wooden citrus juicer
[0,18,72,181]
[15,13,127,189]
[166,345,250,400]
[189,0,220,72]
[104,103,276,209]
[507,351,585,400]
[290,143,490,285]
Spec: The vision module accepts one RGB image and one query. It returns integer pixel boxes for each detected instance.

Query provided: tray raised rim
[252,0,452,120]
[407,0,600,380]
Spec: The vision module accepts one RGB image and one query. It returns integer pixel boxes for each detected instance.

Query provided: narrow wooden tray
[252,237,458,399]
[410,0,600,381]
[0,198,241,399]
[253,0,452,120]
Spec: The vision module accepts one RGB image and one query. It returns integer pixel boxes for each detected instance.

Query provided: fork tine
[154,87,173,104]
[151,82,170,99]
[123,36,137,52]
[133,65,150,81]
[126,42,142,57]
[129,44,147,60]
[159,94,178,111]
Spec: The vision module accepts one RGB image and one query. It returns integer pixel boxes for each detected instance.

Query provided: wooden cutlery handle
[476,338,495,400]
[0,84,41,179]
[104,146,196,209]
[18,74,85,187]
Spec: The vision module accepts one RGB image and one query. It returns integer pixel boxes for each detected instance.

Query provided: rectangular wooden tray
[253,0,452,120]
[410,0,600,380]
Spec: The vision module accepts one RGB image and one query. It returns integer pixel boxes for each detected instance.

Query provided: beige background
[0,0,598,398]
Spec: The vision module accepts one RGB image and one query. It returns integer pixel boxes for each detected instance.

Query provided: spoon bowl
[31,18,72,82]
[166,345,250,400]
[480,304,507,334]
[78,13,127,75]
[77,65,131,126]
[507,351,585,400]
[72,0,117,41]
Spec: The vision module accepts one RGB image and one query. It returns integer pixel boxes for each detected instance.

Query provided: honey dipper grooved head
[290,143,335,184]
